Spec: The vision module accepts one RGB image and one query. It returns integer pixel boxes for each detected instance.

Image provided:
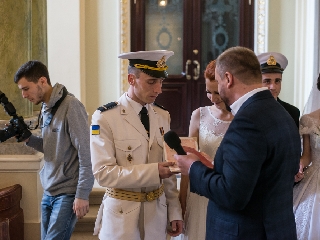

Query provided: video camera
[0,90,32,143]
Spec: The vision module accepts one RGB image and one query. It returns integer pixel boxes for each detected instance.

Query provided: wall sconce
[158,0,167,7]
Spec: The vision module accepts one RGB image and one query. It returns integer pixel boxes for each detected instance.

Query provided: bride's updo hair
[317,73,320,91]
[204,60,216,81]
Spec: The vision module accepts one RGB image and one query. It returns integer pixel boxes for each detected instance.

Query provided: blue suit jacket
[190,90,300,240]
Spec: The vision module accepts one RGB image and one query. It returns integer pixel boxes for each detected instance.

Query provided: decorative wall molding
[120,0,130,94]
[254,0,268,54]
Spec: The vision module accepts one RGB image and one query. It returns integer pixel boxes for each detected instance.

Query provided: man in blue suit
[175,46,301,240]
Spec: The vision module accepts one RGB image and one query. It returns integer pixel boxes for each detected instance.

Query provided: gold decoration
[267,55,277,66]
[156,56,167,68]
[134,63,168,71]
[105,184,164,202]
[127,154,133,162]
[146,191,155,201]
[159,127,164,136]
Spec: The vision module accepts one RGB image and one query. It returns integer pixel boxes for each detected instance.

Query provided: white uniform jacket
[90,93,182,240]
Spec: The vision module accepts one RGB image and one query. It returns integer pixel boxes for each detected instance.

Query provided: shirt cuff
[188,161,196,175]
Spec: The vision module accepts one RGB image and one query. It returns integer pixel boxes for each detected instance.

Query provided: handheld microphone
[163,130,186,155]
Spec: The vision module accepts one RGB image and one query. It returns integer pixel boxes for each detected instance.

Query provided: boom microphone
[163,130,186,155]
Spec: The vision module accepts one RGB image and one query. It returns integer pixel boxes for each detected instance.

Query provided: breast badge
[159,127,164,136]
[127,154,133,162]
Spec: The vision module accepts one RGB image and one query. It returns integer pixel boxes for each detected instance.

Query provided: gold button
[128,146,132,150]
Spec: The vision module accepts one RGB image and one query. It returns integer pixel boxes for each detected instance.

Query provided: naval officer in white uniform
[90,50,183,240]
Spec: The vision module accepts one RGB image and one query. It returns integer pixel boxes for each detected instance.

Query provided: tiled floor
[71,232,175,239]
[71,232,99,240]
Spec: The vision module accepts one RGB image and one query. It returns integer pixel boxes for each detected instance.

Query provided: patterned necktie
[140,106,149,137]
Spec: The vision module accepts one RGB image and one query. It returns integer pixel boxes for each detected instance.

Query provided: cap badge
[156,56,167,68]
[267,55,277,66]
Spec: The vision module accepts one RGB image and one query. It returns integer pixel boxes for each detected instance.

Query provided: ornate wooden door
[131,0,254,136]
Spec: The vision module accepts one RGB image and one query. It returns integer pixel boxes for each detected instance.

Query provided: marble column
[0,1,47,239]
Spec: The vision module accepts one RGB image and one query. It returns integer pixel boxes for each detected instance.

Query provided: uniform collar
[125,93,149,115]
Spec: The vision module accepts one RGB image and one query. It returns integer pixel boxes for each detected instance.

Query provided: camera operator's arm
[26,135,44,153]
[19,137,30,143]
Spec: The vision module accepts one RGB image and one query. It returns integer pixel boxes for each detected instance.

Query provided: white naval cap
[118,50,174,78]
[256,52,288,74]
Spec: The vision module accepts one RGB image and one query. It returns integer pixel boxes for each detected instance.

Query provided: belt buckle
[146,191,155,202]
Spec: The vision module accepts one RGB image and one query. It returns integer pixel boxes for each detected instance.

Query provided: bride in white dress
[178,60,233,240]
[293,73,320,240]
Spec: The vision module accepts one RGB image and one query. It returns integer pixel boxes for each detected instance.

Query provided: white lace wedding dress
[293,110,320,240]
[182,106,231,240]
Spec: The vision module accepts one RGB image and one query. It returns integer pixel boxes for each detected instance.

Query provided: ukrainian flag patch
[91,125,100,135]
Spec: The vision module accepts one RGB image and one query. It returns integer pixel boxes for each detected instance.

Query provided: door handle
[193,60,200,80]
[185,60,192,80]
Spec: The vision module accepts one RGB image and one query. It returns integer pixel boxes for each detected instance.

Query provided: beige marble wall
[0,153,44,240]
[0,0,47,120]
